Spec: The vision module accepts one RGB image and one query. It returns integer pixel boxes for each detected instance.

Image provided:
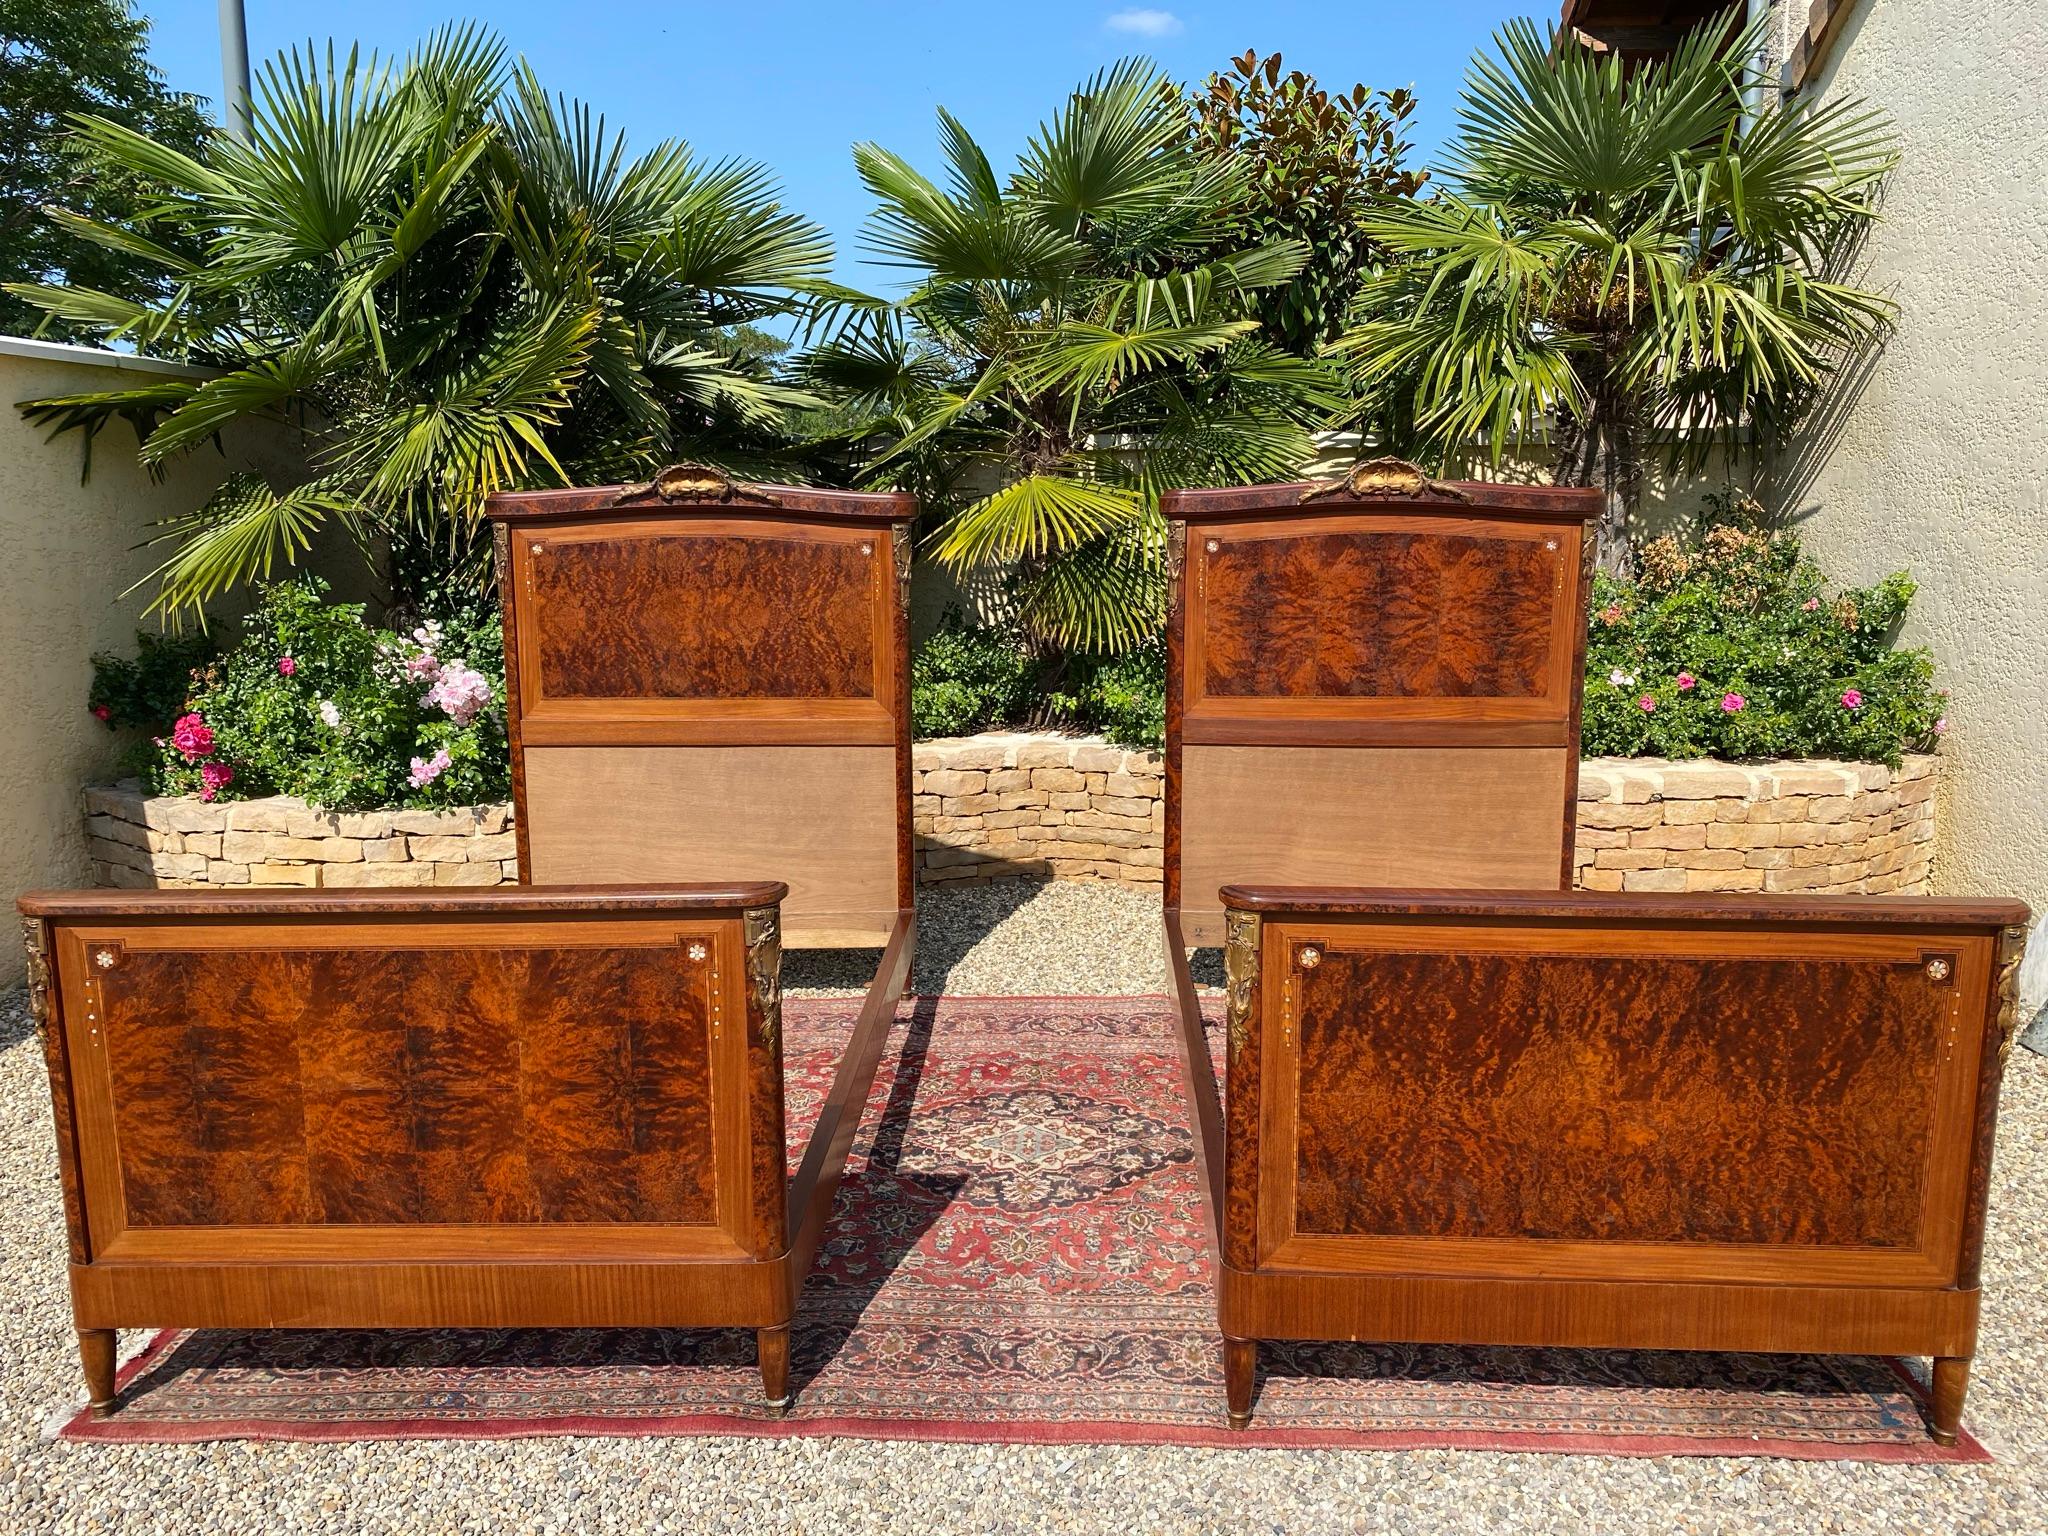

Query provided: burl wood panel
[522,746,898,945]
[1175,745,1568,943]
[531,531,875,701]
[96,943,717,1227]
[1202,529,1559,699]
[1291,948,1947,1247]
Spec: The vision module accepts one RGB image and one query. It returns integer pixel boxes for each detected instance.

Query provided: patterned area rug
[62,997,1983,1460]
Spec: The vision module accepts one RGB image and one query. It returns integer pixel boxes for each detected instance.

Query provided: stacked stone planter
[82,743,1939,898]
[908,736,1939,895]
[1571,755,1939,895]
[83,783,516,889]
[912,733,1164,888]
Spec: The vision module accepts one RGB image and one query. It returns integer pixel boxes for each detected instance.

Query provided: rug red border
[59,1328,1990,1461]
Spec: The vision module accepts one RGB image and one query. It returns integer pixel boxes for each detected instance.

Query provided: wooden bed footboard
[1211,887,2031,1443]
[18,883,843,1416]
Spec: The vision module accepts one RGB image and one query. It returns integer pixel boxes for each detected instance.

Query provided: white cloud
[1105,9,1184,38]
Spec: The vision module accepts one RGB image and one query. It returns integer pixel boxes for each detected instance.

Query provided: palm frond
[1013,517,1166,653]
[932,475,1146,568]
[138,338,355,463]
[132,473,363,621]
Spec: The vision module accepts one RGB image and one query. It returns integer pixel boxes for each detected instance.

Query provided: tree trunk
[1554,378,1641,578]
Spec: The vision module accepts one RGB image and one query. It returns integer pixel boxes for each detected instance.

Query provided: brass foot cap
[1227,1412,1251,1431]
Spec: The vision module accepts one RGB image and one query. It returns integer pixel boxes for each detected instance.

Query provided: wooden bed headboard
[486,469,918,949]
[1160,463,1605,944]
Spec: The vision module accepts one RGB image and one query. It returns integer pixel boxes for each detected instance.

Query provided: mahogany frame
[1205,888,2030,1443]
[1160,468,1603,1277]
[483,471,919,1409]
[485,473,919,949]
[1154,466,2025,1446]
[1158,469,1604,945]
[22,884,923,1417]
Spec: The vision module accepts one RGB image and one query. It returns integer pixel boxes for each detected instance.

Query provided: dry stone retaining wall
[83,784,516,889]
[82,743,1938,898]
[912,733,1165,888]
[1571,754,1938,895]
[909,737,1939,895]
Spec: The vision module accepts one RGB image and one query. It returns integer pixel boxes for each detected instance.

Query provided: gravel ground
[3,877,2042,1535]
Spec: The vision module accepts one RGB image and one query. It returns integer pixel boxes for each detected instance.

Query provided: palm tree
[799,60,1335,655]
[9,26,829,617]
[1333,9,1897,572]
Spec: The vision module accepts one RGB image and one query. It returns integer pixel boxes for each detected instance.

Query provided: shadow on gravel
[782,878,1050,997]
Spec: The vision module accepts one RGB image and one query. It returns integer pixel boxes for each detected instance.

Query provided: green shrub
[910,611,1167,750]
[910,612,1043,739]
[1581,513,1946,767]
[101,578,510,810]
[1052,642,1167,751]
[88,629,218,739]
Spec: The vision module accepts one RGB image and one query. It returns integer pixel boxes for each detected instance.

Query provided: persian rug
[62,996,1984,1460]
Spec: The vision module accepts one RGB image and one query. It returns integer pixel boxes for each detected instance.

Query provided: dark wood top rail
[1219,887,2033,929]
[485,483,917,524]
[1162,480,1606,521]
[20,883,789,918]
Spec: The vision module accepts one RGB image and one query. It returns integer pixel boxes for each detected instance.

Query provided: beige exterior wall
[0,338,330,985]
[1758,1,2048,1027]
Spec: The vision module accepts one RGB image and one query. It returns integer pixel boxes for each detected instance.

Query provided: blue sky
[135,1,1530,283]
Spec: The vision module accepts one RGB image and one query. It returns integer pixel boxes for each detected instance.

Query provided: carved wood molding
[1996,923,2029,1067]
[1163,519,1187,621]
[1224,909,1260,1062]
[607,462,783,508]
[1299,457,1471,505]
[20,917,49,1047]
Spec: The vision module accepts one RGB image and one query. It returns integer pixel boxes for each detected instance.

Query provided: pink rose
[1802,597,1821,611]
[1840,688,1863,710]
[1638,694,1657,713]
[90,704,112,722]
[197,761,234,802]
[423,660,492,726]
[277,656,297,676]
[1675,671,1696,691]
[170,712,215,761]
[408,746,453,789]
[1934,716,1949,735]
[1720,692,1746,714]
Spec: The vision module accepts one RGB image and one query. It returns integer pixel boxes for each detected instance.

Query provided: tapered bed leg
[78,1328,116,1417]
[1224,1336,1256,1429]
[758,1325,791,1413]
[1929,1356,1970,1446]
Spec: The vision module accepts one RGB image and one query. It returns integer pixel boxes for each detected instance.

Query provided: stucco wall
[1758,0,2048,1029]
[0,338,326,985]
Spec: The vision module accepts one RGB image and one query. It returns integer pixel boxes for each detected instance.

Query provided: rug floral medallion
[64,997,1982,1460]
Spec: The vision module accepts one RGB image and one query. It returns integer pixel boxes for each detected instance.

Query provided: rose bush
[94,579,509,810]
[1581,503,1946,766]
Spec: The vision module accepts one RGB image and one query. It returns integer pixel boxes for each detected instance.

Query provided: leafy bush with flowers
[1581,501,1947,766]
[93,578,509,810]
